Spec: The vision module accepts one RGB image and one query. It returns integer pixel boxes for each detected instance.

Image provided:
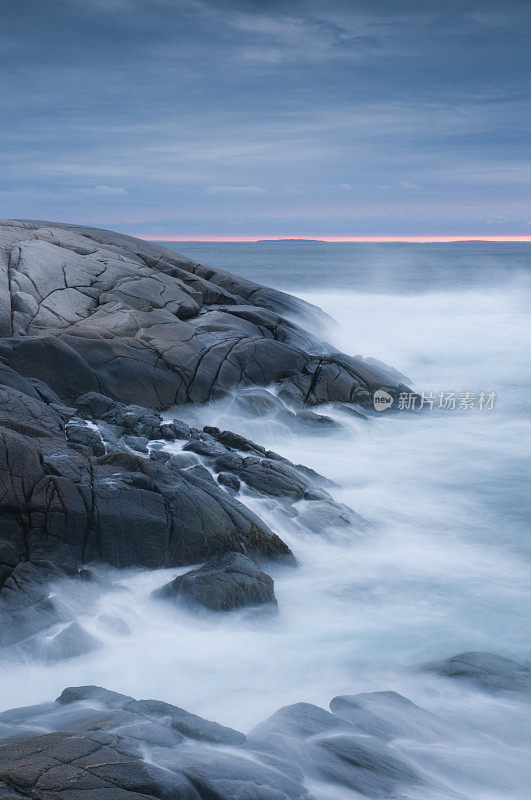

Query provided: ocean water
[2,243,530,799]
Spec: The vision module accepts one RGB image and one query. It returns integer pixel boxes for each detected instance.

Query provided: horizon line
[138,234,531,243]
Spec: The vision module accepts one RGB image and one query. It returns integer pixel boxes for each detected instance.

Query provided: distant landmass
[257,238,326,242]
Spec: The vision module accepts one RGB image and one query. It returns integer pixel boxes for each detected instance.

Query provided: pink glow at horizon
[139,234,531,243]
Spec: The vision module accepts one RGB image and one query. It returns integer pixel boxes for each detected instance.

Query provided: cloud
[78,185,128,196]
[398,180,422,190]
[1,0,531,235]
[204,185,267,195]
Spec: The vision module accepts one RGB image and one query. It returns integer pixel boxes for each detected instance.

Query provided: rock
[65,419,105,455]
[156,748,310,800]
[122,435,149,453]
[0,683,437,800]
[204,426,267,455]
[295,409,341,430]
[0,405,293,594]
[239,458,309,498]
[57,686,134,709]
[213,452,244,472]
[166,452,199,470]
[0,220,409,411]
[169,419,191,439]
[330,691,449,742]
[217,472,240,491]
[98,614,131,636]
[154,552,277,611]
[423,651,531,693]
[169,711,244,745]
[0,730,200,799]
[0,219,409,663]
[249,702,352,744]
[24,622,101,663]
[182,433,226,458]
[248,701,422,798]
[313,733,421,796]
[329,696,398,741]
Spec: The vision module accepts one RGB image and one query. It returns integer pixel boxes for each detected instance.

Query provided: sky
[1,0,531,239]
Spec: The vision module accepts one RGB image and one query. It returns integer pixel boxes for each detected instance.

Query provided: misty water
[2,244,530,799]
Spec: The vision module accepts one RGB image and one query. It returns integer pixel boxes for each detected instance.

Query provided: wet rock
[423,651,531,693]
[65,419,105,455]
[160,422,176,440]
[248,702,422,798]
[25,622,101,663]
[297,497,369,533]
[154,552,277,612]
[239,458,309,498]
[329,696,398,741]
[57,686,134,709]
[217,472,240,491]
[313,733,421,796]
[0,684,435,800]
[158,748,310,800]
[0,730,198,799]
[170,710,245,746]
[213,452,244,472]
[204,426,266,455]
[0,221,409,412]
[169,419,191,439]
[166,452,200,470]
[330,691,448,742]
[98,614,131,636]
[122,435,149,453]
[182,433,226,458]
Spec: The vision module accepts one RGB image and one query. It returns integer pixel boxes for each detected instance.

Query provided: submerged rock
[154,552,277,612]
[330,691,449,742]
[248,701,423,797]
[423,651,531,693]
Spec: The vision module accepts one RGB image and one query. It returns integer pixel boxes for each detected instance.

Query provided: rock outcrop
[0,218,392,653]
[0,685,432,799]
[0,219,409,410]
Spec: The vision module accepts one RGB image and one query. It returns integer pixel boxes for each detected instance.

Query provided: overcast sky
[1,0,530,238]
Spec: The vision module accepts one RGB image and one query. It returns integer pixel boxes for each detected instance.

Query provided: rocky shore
[0,219,525,799]
[0,218,398,653]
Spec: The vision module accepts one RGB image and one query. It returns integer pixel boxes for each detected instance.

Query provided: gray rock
[249,701,422,798]
[154,552,277,612]
[65,420,105,455]
[423,651,531,693]
[239,458,309,498]
[122,435,149,453]
[0,220,410,411]
[29,622,101,662]
[217,472,240,491]
[182,433,226,458]
[330,691,448,742]
[170,419,191,439]
[171,710,244,746]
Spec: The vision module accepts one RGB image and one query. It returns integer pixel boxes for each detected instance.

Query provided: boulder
[423,651,531,693]
[154,552,277,611]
